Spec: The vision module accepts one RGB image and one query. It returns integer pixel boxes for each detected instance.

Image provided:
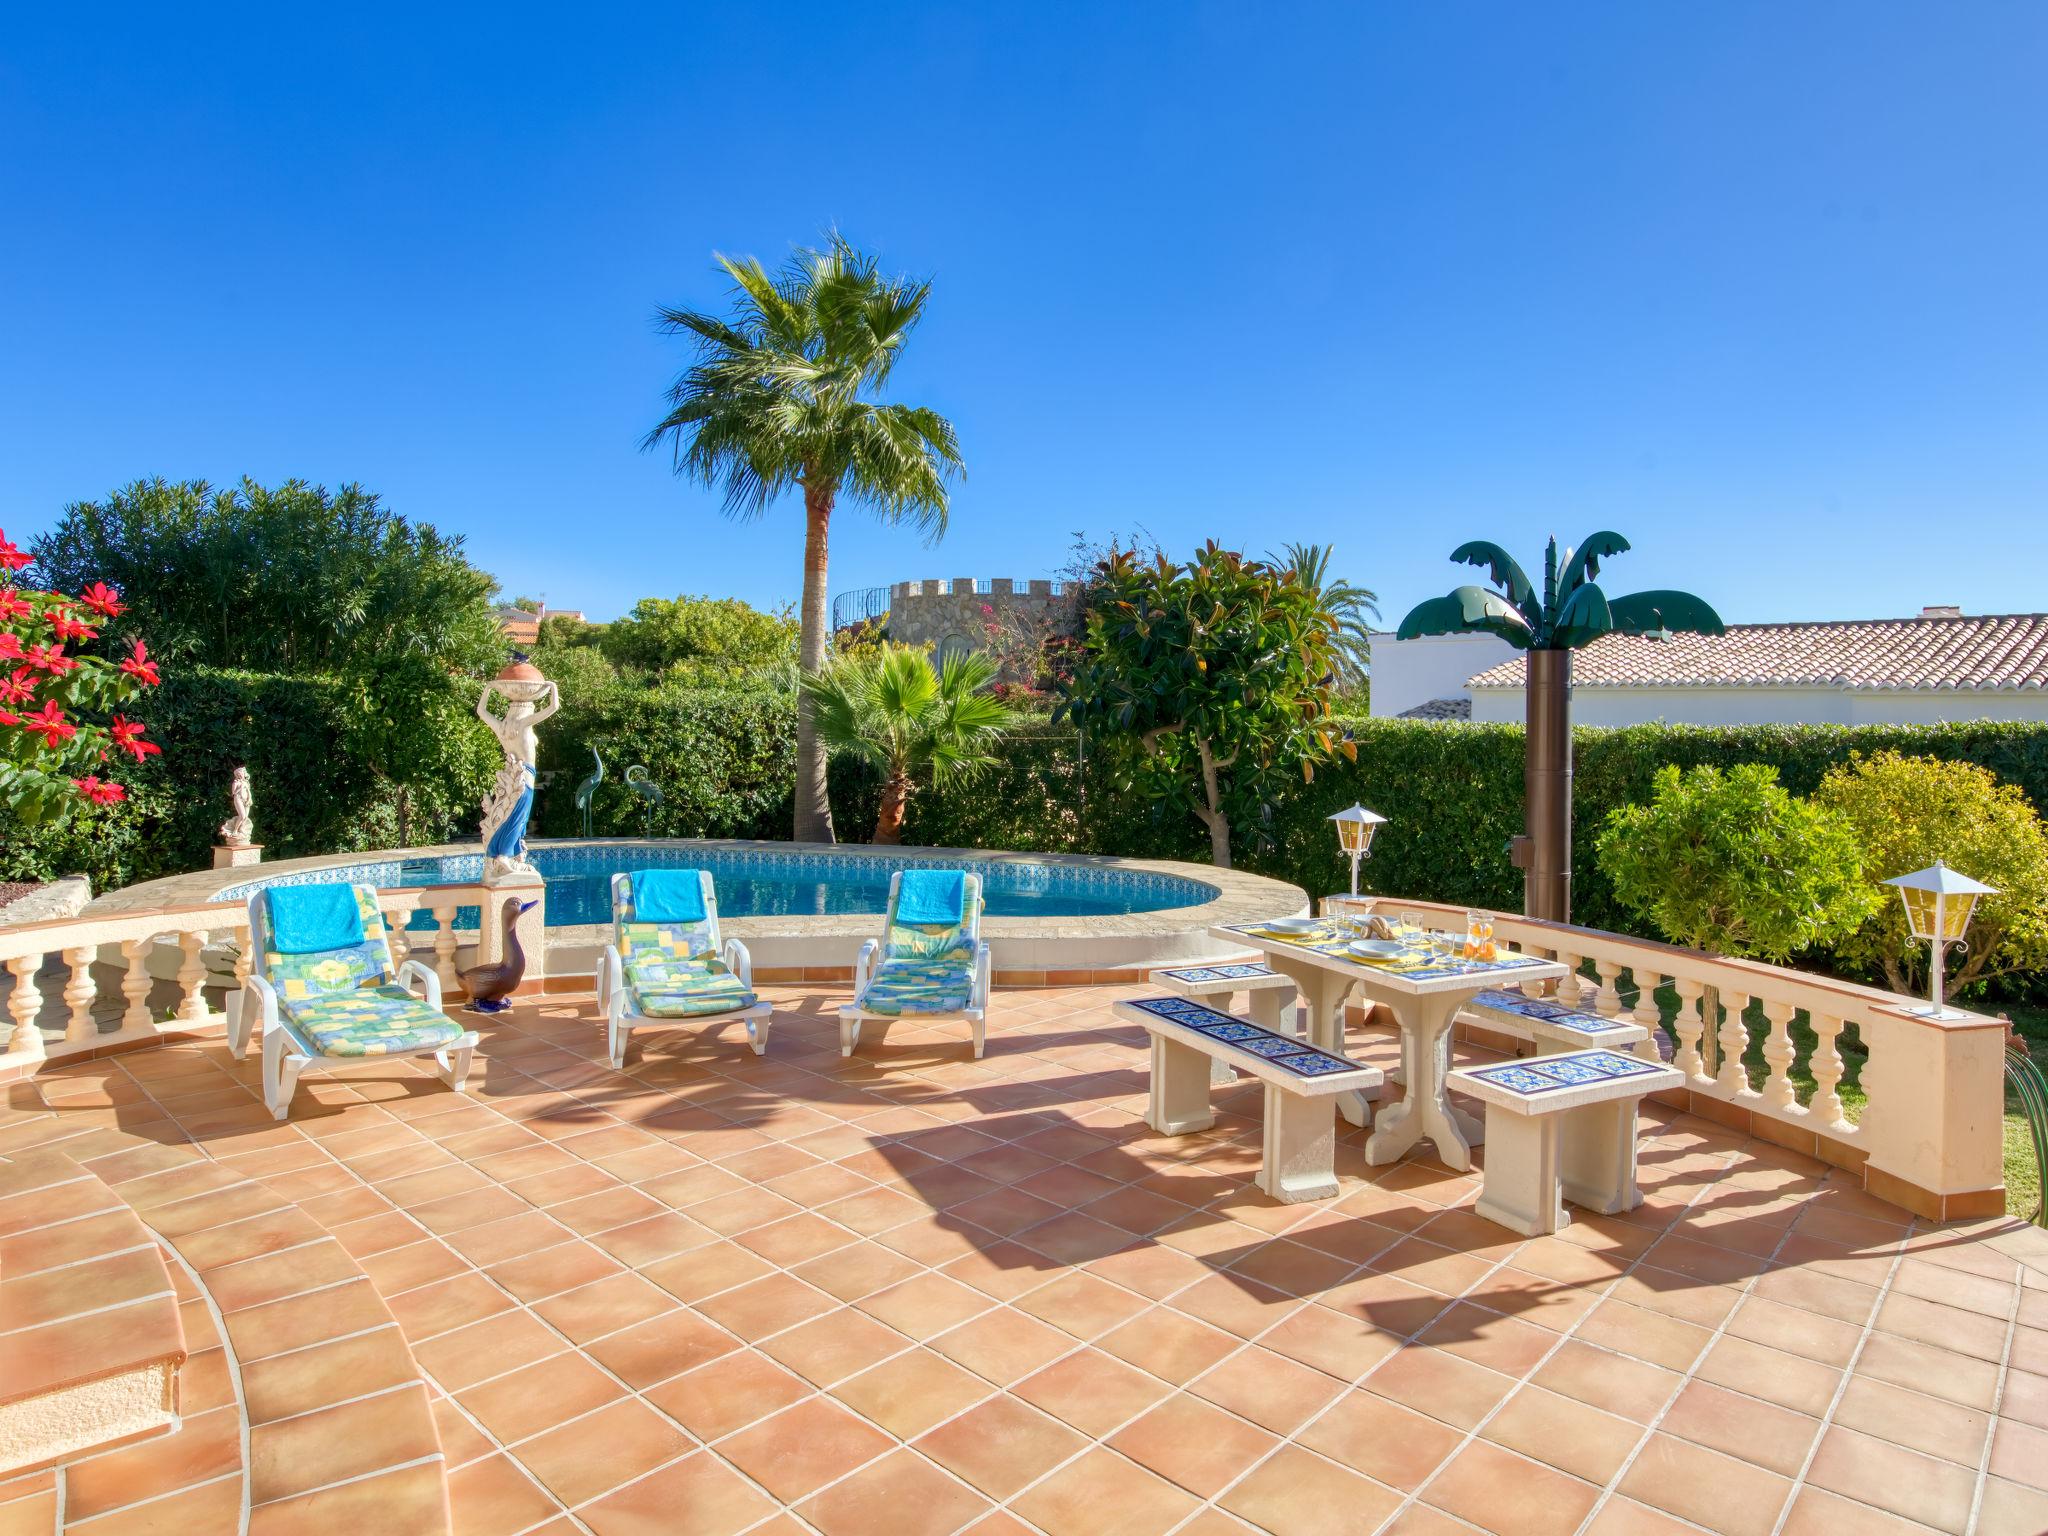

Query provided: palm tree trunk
[794,482,837,844]
[875,773,911,844]
[1524,648,1572,922]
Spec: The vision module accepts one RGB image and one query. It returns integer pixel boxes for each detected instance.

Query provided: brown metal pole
[1524,648,1573,923]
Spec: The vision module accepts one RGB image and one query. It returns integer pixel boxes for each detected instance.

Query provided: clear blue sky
[4,3,2045,625]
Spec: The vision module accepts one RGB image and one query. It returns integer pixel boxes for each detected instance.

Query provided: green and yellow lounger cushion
[284,985,466,1057]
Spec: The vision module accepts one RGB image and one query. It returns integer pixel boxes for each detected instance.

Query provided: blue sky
[4,3,2045,625]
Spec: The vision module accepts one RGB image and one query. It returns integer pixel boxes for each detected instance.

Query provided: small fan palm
[1277,542,1379,689]
[644,237,964,843]
[801,643,1014,844]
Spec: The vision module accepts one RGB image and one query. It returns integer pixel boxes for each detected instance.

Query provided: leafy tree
[537,613,605,649]
[1597,763,1876,960]
[643,237,964,843]
[801,643,1012,844]
[1399,531,1724,921]
[599,594,796,675]
[1056,543,1353,869]
[1815,751,2048,995]
[33,478,506,678]
[1275,542,1377,690]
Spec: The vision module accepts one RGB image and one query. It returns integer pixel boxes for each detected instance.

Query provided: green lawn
[1605,970,2043,1223]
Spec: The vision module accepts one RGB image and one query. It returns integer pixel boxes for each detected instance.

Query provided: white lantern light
[1328,804,1388,899]
[1882,860,1997,1019]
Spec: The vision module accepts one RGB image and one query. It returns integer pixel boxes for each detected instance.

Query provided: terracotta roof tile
[1463,613,2048,693]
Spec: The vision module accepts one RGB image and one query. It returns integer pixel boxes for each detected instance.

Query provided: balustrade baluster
[1760,999,1800,1112]
[1672,977,1707,1081]
[1553,951,1583,1005]
[120,939,155,1031]
[429,903,460,993]
[1810,1013,1852,1131]
[1593,960,1624,1017]
[1716,989,1754,1097]
[1630,969,1666,1060]
[175,933,208,1022]
[62,947,98,1045]
[5,954,44,1057]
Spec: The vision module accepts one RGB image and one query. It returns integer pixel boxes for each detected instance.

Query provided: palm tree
[644,238,963,843]
[1276,542,1379,690]
[800,644,1013,844]
[1398,532,1723,922]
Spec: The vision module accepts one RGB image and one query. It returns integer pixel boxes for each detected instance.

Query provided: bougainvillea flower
[0,532,30,574]
[49,609,98,643]
[0,633,22,663]
[24,642,75,675]
[72,775,126,805]
[120,639,160,686]
[21,700,75,747]
[79,581,126,618]
[108,716,160,762]
[0,590,30,622]
[0,667,36,704]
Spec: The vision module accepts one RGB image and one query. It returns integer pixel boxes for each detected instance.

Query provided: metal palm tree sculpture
[1398,532,1724,922]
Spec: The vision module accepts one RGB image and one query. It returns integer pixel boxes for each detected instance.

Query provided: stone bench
[1149,962,1300,1084]
[1115,996,1382,1203]
[1463,987,1650,1056]
[1448,1049,1683,1236]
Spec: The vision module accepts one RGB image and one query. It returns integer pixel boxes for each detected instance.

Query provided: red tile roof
[1463,613,2048,693]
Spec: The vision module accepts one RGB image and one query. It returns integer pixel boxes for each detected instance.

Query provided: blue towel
[895,869,967,927]
[631,869,708,924]
[265,884,366,955]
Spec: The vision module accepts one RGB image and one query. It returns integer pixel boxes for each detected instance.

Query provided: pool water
[223,843,1216,930]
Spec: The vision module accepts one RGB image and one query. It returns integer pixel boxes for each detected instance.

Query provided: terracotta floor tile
[1855,1333,2003,1411]
[832,1347,994,1439]
[1585,1495,1728,1535]
[459,1349,624,1443]
[1109,1391,1277,1497]
[70,1474,242,1535]
[248,1460,449,1536]
[532,1270,678,1344]
[758,1306,910,1387]
[578,1450,779,1536]
[641,1239,777,1303]
[240,1324,422,1425]
[583,1305,739,1388]
[1098,1308,1239,1385]
[929,1306,1076,1385]
[412,1308,567,1391]
[1260,1302,1402,1381]
[387,1270,516,1341]
[1618,1433,1794,1536]
[1364,1343,1517,1431]
[484,1238,625,1303]
[1780,1486,1951,1535]
[445,1452,565,1536]
[515,1397,694,1507]
[247,1382,437,1504]
[693,1270,837,1341]
[1659,1378,1821,1476]
[796,1447,993,1536]
[1695,1333,1842,1417]
[915,1393,1088,1499]
[856,1272,997,1340]
[1480,1384,1644,1486]
[718,1396,895,1502]
[1298,1389,1461,1491]
[1219,1443,1403,1536]
[645,1349,815,1440]
[1979,1476,2048,1536]
[1422,1439,1600,1536]
[61,1405,242,1520]
[1012,1447,1203,1536]
[1531,1339,1682,1423]
[1188,1345,1345,1434]
[1807,1423,1978,1531]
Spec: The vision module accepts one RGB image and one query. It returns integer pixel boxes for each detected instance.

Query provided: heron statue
[625,765,662,838]
[574,749,604,837]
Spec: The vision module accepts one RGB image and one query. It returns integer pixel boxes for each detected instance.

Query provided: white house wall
[1467,686,2048,728]
[1368,631,1520,718]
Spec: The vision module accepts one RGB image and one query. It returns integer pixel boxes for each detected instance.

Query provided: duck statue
[459,895,540,1014]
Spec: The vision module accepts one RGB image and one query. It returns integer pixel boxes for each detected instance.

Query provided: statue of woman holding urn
[476,656,560,884]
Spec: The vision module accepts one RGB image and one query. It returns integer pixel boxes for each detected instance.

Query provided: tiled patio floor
[4,984,2047,1536]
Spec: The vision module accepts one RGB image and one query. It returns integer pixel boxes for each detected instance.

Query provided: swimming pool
[218,842,1218,928]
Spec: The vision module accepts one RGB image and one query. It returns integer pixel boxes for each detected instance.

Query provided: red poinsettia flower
[108,715,160,762]
[0,590,30,622]
[0,633,22,663]
[49,609,98,643]
[24,642,75,675]
[120,639,160,686]
[0,667,36,704]
[20,700,75,748]
[72,775,126,805]
[0,710,16,726]
[0,532,30,575]
[79,581,126,618]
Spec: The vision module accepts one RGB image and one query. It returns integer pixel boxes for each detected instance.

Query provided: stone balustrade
[0,885,494,1078]
[1364,897,2008,1223]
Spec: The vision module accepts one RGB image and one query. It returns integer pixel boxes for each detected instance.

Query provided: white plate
[1259,917,1321,934]
[1348,939,1408,959]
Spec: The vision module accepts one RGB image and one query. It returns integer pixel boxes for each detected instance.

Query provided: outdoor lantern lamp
[1883,860,1998,1019]
[1329,804,1388,898]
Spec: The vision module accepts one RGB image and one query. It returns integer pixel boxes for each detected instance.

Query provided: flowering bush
[0,528,162,824]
